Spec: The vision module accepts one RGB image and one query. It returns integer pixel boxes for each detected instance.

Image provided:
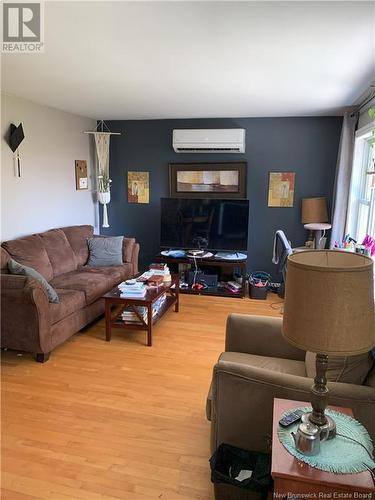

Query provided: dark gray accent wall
[101,117,342,277]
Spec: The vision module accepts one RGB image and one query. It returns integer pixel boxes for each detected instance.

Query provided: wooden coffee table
[102,274,179,346]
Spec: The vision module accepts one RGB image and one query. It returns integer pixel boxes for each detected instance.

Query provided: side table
[271,398,375,498]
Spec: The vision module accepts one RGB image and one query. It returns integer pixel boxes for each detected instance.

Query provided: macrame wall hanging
[84,120,120,228]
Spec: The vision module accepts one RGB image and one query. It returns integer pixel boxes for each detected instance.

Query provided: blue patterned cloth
[278,407,375,474]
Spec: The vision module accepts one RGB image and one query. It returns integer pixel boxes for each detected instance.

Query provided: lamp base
[302,412,336,440]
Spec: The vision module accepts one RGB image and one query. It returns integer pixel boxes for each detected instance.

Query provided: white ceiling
[2,1,374,119]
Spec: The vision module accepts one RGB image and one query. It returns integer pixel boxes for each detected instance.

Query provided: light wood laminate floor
[1,294,282,500]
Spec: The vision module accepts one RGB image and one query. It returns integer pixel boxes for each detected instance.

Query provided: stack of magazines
[118,282,147,298]
[120,294,167,324]
[153,293,166,316]
[149,263,168,275]
[121,306,148,324]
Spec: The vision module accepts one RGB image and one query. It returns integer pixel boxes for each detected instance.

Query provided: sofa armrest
[210,360,375,454]
[1,274,51,353]
[131,243,139,275]
[225,314,305,361]
[122,238,139,274]
[122,237,136,263]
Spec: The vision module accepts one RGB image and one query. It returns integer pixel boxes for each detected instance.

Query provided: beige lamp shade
[282,250,375,355]
[301,197,329,224]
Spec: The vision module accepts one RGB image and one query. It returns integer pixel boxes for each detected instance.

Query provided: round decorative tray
[278,407,375,474]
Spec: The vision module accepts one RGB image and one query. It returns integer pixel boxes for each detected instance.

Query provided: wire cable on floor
[270,301,284,314]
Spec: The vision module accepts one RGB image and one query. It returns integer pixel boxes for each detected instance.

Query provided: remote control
[278,409,305,428]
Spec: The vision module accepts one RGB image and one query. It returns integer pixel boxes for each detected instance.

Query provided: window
[346,124,375,243]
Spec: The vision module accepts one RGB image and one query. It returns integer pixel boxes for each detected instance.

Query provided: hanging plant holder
[84,121,121,228]
[97,190,111,228]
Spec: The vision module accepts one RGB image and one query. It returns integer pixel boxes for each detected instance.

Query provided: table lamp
[282,250,375,439]
[301,197,331,249]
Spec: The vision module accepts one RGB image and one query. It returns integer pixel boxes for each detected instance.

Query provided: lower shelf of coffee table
[111,295,176,329]
[179,286,244,298]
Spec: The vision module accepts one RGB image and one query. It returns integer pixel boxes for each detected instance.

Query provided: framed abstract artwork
[169,162,247,199]
[127,171,149,204]
[268,172,295,207]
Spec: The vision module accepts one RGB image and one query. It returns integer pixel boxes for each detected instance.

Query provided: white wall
[1,94,98,241]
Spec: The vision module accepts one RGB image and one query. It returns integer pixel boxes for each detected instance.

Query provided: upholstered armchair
[206,314,375,454]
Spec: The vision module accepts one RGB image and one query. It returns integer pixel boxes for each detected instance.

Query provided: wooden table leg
[147,304,152,347]
[175,279,179,312]
[105,299,112,342]
[241,263,247,298]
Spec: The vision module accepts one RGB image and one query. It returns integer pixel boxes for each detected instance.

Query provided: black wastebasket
[210,443,272,500]
[249,272,270,300]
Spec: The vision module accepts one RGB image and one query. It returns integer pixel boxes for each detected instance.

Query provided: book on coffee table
[119,282,147,298]
[147,275,164,286]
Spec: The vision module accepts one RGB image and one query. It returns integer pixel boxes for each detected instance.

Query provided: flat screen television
[160,198,249,252]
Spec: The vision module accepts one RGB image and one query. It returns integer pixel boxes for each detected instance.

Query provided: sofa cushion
[49,288,86,324]
[8,259,59,303]
[62,225,94,266]
[219,352,307,377]
[305,351,374,385]
[50,270,113,305]
[87,236,124,267]
[39,228,77,277]
[93,235,135,263]
[78,264,133,287]
[2,234,53,281]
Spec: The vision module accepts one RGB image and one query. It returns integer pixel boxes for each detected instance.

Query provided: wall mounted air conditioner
[172,129,246,153]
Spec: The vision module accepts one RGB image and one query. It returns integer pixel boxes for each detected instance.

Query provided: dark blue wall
[101,117,342,276]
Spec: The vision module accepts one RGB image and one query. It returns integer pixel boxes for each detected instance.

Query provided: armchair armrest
[210,360,375,454]
[1,274,51,353]
[225,314,305,361]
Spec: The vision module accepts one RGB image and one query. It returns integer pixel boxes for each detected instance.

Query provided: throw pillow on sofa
[8,259,59,303]
[87,236,123,267]
[305,351,374,385]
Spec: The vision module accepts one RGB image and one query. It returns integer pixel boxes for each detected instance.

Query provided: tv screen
[160,198,249,252]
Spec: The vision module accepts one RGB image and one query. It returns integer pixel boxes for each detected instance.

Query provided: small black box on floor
[210,443,272,500]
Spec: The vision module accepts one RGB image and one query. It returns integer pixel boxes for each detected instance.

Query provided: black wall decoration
[7,123,25,177]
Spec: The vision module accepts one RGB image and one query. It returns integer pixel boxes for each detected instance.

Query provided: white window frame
[346,122,375,242]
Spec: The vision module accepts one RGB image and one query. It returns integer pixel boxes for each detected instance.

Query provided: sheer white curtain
[330,110,359,247]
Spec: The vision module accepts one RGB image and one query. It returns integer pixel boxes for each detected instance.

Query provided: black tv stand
[155,253,247,298]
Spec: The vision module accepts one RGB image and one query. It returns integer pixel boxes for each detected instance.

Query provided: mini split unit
[172,129,246,153]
